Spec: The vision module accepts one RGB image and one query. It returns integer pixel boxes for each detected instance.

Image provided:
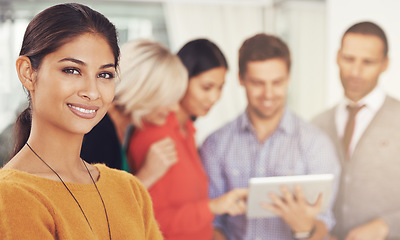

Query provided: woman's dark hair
[12,3,120,157]
[177,39,228,79]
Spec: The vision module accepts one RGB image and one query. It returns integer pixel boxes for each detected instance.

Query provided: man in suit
[313,21,400,240]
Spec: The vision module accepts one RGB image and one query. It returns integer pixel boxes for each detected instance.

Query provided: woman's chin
[148,118,167,126]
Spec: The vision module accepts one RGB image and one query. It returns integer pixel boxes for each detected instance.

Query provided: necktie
[342,104,364,159]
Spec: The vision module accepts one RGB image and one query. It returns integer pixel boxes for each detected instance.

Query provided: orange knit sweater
[0,164,163,240]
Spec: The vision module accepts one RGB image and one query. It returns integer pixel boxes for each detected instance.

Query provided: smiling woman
[25,33,116,137]
[0,3,162,240]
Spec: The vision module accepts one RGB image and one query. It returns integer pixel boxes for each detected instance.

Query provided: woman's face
[142,102,180,126]
[180,66,226,117]
[30,33,116,135]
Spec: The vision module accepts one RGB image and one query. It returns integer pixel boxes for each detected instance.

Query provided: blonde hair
[114,39,188,127]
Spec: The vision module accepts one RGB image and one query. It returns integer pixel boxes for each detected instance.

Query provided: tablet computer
[246,174,334,218]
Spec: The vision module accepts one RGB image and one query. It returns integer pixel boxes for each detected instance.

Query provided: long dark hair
[12,3,120,157]
[177,39,228,79]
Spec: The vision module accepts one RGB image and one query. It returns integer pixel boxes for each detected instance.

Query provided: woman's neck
[4,118,95,183]
[107,104,131,144]
[28,125,83,168]
[175,106,191,135]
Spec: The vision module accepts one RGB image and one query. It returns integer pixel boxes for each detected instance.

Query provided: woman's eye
[98,72,115,79]
[202,85,213,91]
[62,68,80,75]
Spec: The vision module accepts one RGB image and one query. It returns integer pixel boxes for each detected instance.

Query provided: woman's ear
[16,56,36,91]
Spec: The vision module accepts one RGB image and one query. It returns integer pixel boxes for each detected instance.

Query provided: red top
[127,113,214,240]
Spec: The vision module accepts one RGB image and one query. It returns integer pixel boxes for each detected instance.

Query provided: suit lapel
[351,96,389,158]
[328,108,346,165]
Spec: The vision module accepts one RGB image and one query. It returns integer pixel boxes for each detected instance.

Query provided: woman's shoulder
[137,112,179,135]
[0,168,63,194]
[96,164,151,205]
[96,164,144,189]
[130,113,179,147]
[97,164,132,178]
[0,168,34,187]
[0,169,51,205]
[0,171,55,239]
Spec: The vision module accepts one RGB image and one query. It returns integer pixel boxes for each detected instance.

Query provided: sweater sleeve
[0,182,56,239]
[130,177,164,240]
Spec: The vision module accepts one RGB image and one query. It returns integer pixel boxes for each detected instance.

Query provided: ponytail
[12,107,32,157]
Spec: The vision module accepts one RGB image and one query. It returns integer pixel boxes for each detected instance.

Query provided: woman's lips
[67,103,99,119]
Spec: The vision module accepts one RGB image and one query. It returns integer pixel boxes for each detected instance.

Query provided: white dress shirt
[335,87,385,156]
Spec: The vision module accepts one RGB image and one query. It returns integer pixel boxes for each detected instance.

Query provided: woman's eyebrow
[58,58,115,69]
[100,63,115,69]
[58,57,86,66]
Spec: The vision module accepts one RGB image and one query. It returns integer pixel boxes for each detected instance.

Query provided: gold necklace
[26,143,111,239]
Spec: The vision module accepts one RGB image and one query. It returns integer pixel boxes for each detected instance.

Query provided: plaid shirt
[199,109,340,240]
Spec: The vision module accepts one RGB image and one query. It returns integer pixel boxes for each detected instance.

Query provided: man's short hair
[239,33,291,78]
[343,21,388,57]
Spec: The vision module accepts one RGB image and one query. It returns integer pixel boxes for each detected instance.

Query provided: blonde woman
[128,39,248,240]
[81,39,187,188]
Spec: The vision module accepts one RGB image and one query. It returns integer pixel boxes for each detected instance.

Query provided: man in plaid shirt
[200,33,340,240]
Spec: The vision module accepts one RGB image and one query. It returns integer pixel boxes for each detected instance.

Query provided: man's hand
[262,184,322,233]
[345,218,389,240]
[209,188,248,216]
[135,137,177,188]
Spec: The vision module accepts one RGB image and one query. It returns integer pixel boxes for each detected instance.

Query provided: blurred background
[1,0,399,145]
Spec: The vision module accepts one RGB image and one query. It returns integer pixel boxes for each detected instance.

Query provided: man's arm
[304,126,341,233]
[199,134,229,235]
[310,220,328,240]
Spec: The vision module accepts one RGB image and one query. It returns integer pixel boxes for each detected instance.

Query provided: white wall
[7,0,397,145]
[163,0,328,145]
[0,19,29,133]
[280,1,327,121]
[164,1,273,145]
[326,0,400,109]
